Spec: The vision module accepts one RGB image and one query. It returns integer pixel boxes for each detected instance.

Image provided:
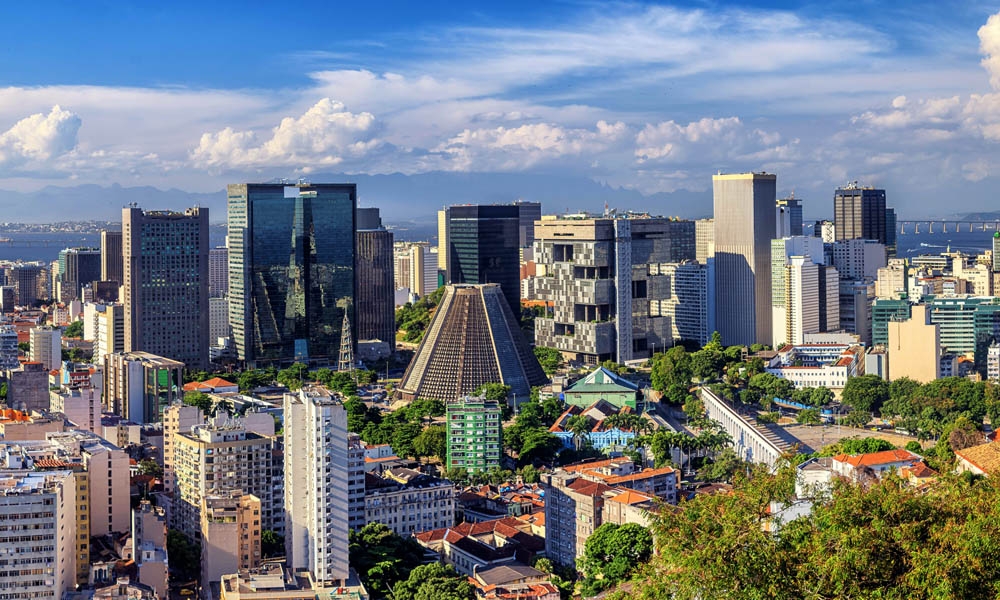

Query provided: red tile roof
[832,449,921,468]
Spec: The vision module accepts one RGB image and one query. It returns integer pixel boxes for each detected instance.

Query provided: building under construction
[396,284,547,402]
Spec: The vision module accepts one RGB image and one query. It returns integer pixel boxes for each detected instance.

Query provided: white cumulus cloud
[0,105,81,168]
[191,98,379,169]
[432,120,628,171]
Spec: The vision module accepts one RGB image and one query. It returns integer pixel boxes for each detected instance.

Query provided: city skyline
[1,2,1000,219]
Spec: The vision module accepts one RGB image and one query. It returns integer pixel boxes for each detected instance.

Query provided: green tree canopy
[412,425,447,463]
[182,391,213,416]
[533,346,563,375]
[580,522,654,596]
[350,523,426,599]
[840,374,890,414]
[63,320,84,339]
[392,562,474,600]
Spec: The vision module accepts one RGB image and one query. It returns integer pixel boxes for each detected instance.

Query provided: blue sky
[3,0,1000,217]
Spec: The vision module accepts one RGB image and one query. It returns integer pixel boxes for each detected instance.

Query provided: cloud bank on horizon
[2,2,1000,217]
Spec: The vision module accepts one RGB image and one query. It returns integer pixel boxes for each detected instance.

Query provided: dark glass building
[447,205,521,315]
[356,208,395,344]
[58,247,101,301]
[228,183,356,366]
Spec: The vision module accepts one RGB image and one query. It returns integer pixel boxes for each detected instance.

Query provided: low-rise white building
[765,343,864,389]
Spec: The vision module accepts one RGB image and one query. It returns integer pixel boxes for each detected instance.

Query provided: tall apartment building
[356,208,395,344]
[533,216,696,363]
[888,304,941,383]
[446,205,521,315]
[162,402,206,503]
[694,218,714,264]
[393,245,412,292]
[104,351,184,423]
[348,433,365,531]
[775,196,803,237]
[283,386,350,586]
[100,230,123,284]
[123,206,209,369]
[172,413,274,540]
[446,397,502,473]
[209,246,229,298]
[988,341,1000,382]
[228,183,356,367]
[201,491,262,591]
[94,304,125,362]
[409,243,439,297]
[0,470,76,599]
[713,172,777,346]
[656,261,712,346]
[0,324,18,370]
[30,325,61,371]
[132,500,169,600]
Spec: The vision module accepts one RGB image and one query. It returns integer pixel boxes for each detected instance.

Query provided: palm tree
[565,415,592,451]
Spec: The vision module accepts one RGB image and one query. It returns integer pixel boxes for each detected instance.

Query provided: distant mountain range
[0,172,714,224]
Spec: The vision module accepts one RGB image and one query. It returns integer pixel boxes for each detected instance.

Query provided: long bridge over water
[897,221,1000,235]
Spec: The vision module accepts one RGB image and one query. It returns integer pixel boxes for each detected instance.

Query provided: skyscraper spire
[338,311,355,376]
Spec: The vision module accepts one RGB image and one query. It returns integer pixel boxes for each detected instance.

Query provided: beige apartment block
[887,304,941,383]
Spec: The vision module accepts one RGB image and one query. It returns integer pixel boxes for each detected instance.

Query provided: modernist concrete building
[397,284,546,402]
[227,183,356,367]
[283,386,350,586]
[446,397,502,473]
[103,351,184,424]
[712,172,777,346]
[533,215,696,363]
[123,206,209,369]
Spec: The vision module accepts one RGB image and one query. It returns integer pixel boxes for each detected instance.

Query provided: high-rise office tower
[9,264,44,306]
[514,200,542,249]
[993,232,1000,272]
[830,239,887,281]
[775,196,803,237]
[209,246,229,298]
[437,208,449,273]
[57,248,101,301]
[100,230,123,284]
[884,207,897,258]
[770,237,835,346]
[355,208,395,344]
[284,386,350,586]
[813,220,836,243]
[834,183,894,246]
[713,172,777,346]
[695,218,715,264]
[446,205,521,316]
[228,183,356,367]
[123,206,209,369]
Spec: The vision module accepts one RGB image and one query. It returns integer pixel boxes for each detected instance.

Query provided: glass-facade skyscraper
[228,183,356,367]
[446,205,521,316]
